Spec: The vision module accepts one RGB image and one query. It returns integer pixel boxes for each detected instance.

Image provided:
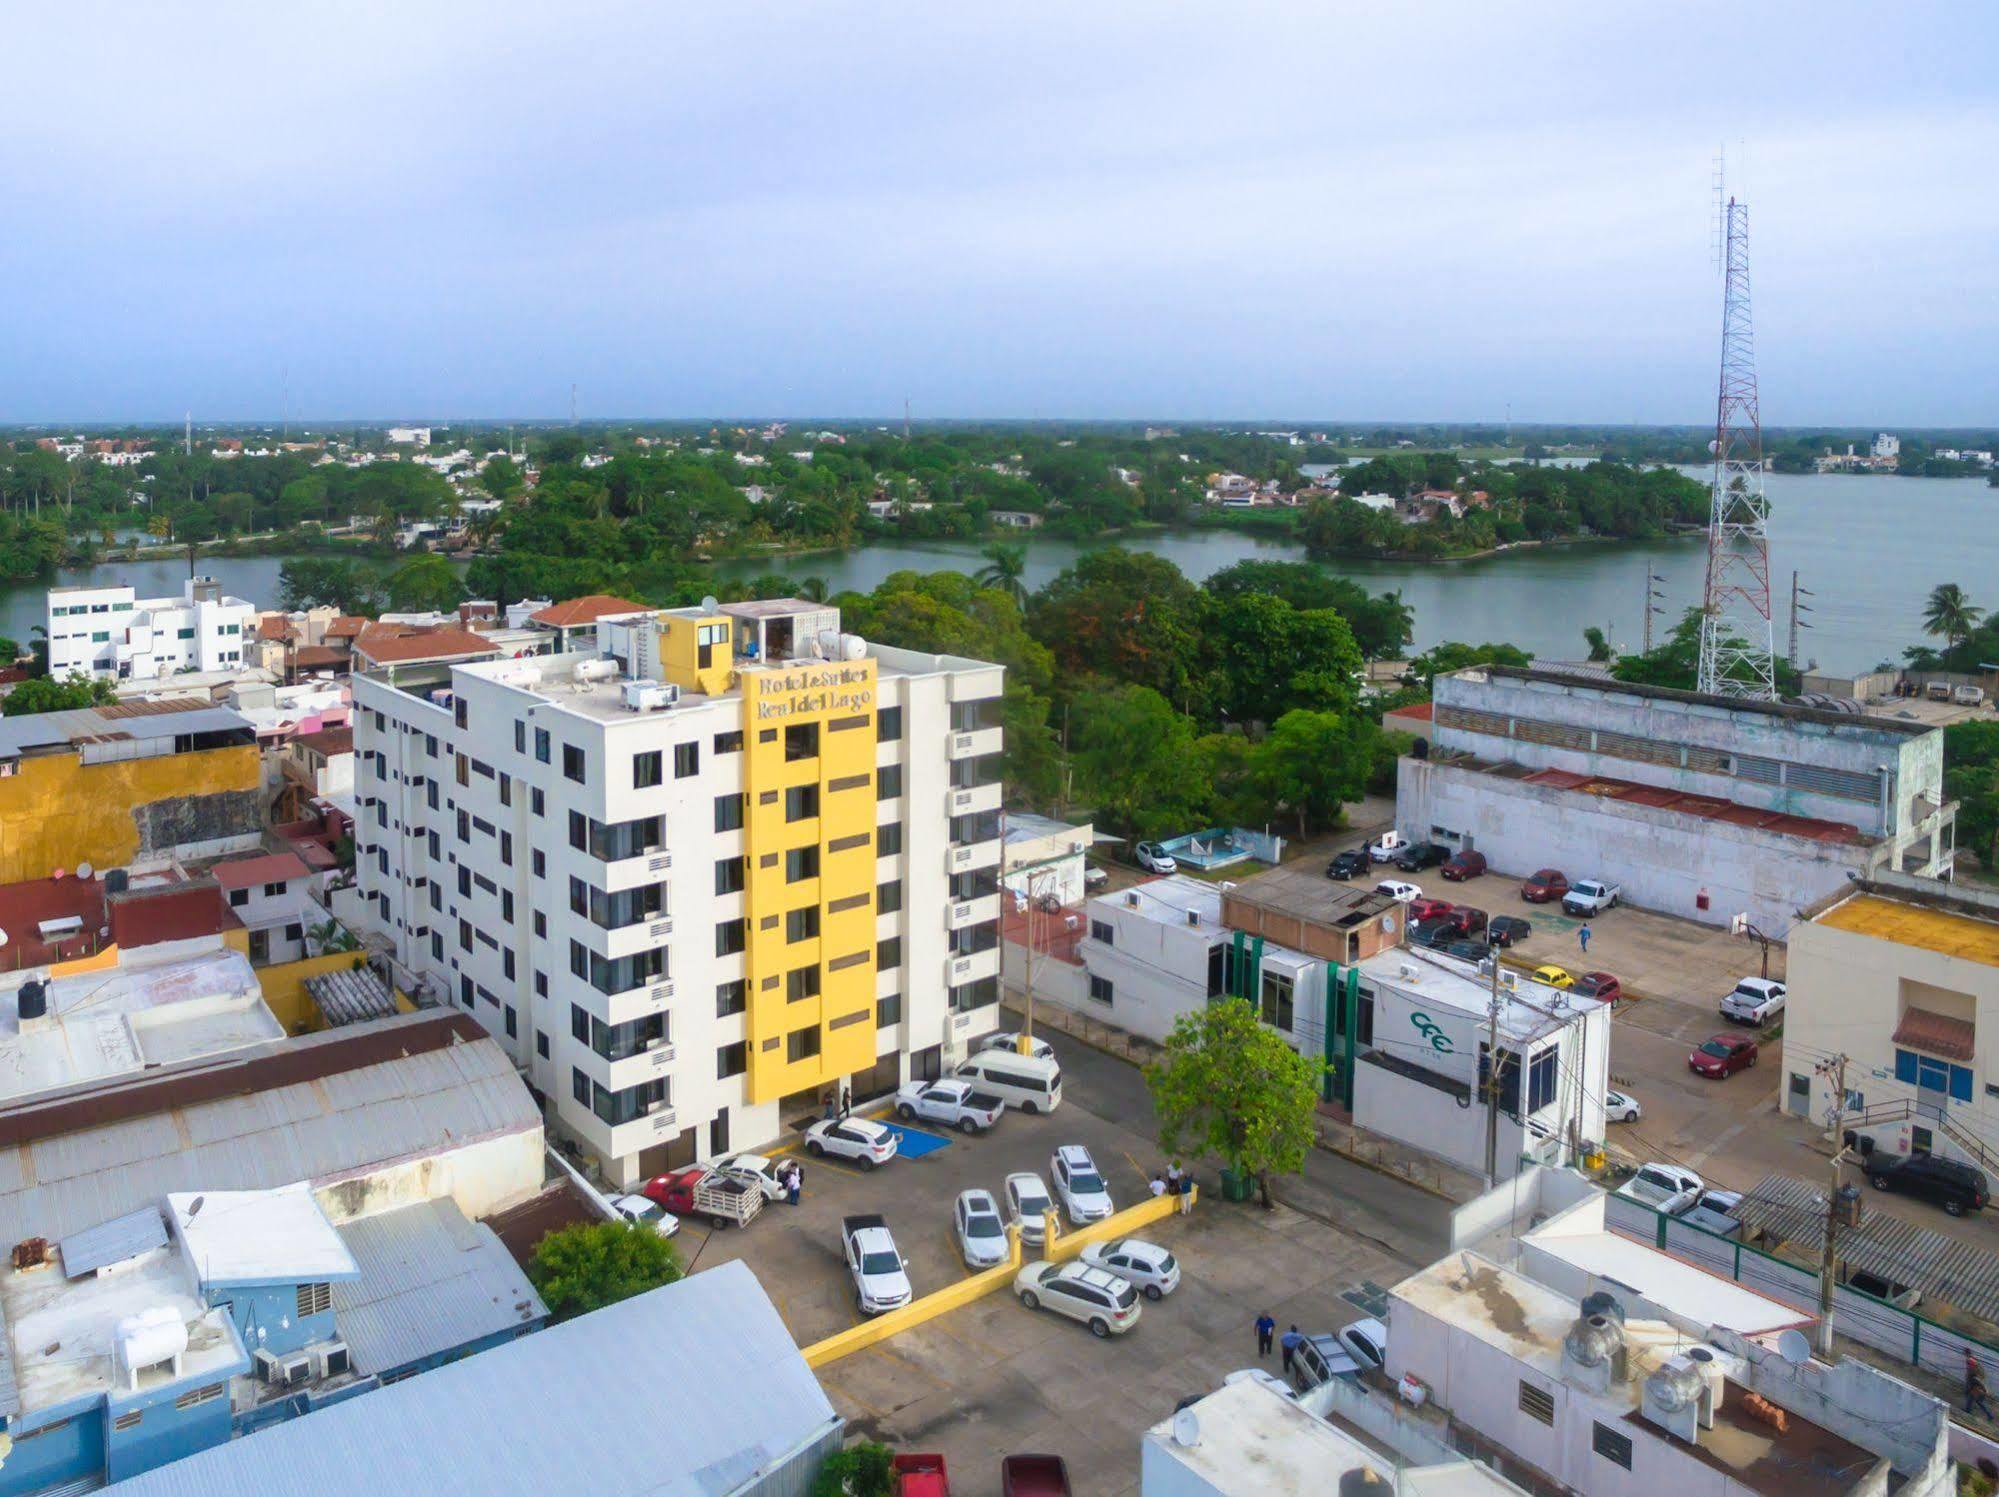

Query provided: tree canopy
[2,673,116,717]
[526,1220,681,1322]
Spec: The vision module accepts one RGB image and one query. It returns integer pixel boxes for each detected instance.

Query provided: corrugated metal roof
[1735,1172,1999,1326]
[332,1197,544,1374]
[0,1026,536,1247]
[57,1204,167,1278]
[305,967,398,1026]
[106,1261,838,1497]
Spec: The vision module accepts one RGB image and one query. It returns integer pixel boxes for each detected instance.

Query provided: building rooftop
[0,949,280,1106]
[1224,863,1400,929]
[0,873,108,969]
[0,701,254,761]
[352,624,500,668]
[1816,891,1999,968]
[528,593,648,627]
[108,884,243,948]
[291,725,354,756]
[168,1183,359,1288]
[1357,947,1598,1047]
[1520,1222,1810,1337]
[210,851,309,891]
[1467,665,1935,739]
[0,1220,246,1421]
[107,1261,839,1497]
[716,596,824,619]
[331,1196,545,1375]
[1102,873,1220,924]
[0,1013,534,1246]
[1001,812,1095,848]
[304,965,399,1027]
[1144,1377,1403,1491]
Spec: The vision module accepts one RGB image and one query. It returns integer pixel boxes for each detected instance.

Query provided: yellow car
[1531,964,1576,989]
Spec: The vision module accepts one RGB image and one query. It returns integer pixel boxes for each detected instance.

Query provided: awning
[1892,1008,1976,1062]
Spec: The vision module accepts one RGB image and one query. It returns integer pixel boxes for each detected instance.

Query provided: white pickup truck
[843,1214,914,1316]
[894,1078,1006,1134]
[1562,879,1623,916]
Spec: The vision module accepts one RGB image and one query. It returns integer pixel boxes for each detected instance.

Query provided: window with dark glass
[784,785,819,822]
[787,965,821,1001]
[876,706,902,741]
[562,744,585,784]
[633,750,663,789]
[786,846,819,882]
[715,793,745,833]
[715,856,745,895]
[784,723,818,762]
[787,907,820,943]
[674,742,700,779]
[716,979,746,1017]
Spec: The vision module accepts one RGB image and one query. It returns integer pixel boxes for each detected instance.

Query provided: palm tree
[796,576,829,602]
[975,542,1028,606]
[1922,583,1985,660]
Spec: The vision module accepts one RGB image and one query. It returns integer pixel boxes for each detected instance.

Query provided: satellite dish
[1776,1329,1810,1365]
[1171,1409,1201,1448]
[76,862,93,881]
[1380,913,1397,934]
[700,595,719,614]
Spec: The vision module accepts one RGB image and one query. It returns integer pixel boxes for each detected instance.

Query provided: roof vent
[17,979,48,1025]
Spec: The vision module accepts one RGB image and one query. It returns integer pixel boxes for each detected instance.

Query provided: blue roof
[106,1261,839,1496]
[57,1205,167,1279]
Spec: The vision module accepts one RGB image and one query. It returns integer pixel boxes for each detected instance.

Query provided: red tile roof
[109,886,242,949]
[352,624,498,667]
[323,616,370,640]
[291,645,349,669]
[292,726,354,756]
[212,851,309,890]
[530,594,647,628]
[257,616,294,641]
[1893,1008,1976,1062]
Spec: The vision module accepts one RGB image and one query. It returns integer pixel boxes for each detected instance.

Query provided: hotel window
[877,993,902,1027]
[877,822,903,856]
[784,723,819,762]
[786,846,819,883]
[1259,971,1294,1033]
[715,793,745,832]
[718,1042,747,1079]
[787,965,821,1001]
[1090,919,1113,946]
[633,750,663,789]
[716,979,747,1017]
[877,880,902,914]
[877,764,902,800]
[534,727,550,764]
[787,1026,822,1063]
[715,856,745,895]
[563,744,586,784]
[714,730,744,754]
[785,785,819,822]
[877,936,901,971]
[674,742,700,779]
[876,706,902,741]
[787,907,820,942]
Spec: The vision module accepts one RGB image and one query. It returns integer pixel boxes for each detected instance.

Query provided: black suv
[1867,1153,1989,1217]
[1411,916,1456,950]
[1393,842,1450,872]
[1326,849,1369,881]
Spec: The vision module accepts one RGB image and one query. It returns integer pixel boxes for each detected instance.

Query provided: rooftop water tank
[116,1306,188,1377]
[17,980,47,1024]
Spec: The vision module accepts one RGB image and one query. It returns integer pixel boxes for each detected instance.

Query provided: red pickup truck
[893,1452,950,1496]
[1001,1454,1072,1496]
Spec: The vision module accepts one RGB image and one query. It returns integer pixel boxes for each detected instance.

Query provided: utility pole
[1788,572,1814,671]
[1483,954,1503,1186]
[1641,563,1666,655]
[1816,1053,1851,1358]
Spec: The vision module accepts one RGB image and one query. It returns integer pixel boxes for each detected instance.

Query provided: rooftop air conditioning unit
[1397,963,1420,982]
[621,681,679,713]
[256,1348,313,1387]
[310,1341,351,1380]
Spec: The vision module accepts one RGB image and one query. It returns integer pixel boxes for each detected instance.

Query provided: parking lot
[679,1034,1406,1496]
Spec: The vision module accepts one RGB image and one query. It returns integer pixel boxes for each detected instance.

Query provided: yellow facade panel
[0,745,262,885]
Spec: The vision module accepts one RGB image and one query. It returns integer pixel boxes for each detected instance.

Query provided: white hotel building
[349,597,1006,1184]
[46,577,257,681]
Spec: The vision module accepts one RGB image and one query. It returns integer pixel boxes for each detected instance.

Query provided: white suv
[1080,1238,1179,1300]
[1050,1145,1114,1224]
[804,1118,899,1170]
[1004,1171,1061,1246]
[1014,1262,1142,1337]
[1616,1162,1703,1215]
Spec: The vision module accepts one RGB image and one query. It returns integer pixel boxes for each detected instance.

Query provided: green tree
[279,557,383,615]
[479,455,525,504]
[526,1221,682,1323]
[1070,685,1209,838]
[1143,997,1322,1209]
[0,636,18,663]
[3,672,116,717]
[1583,626,1612,662]
[1245,709,1377,837]
[1922,583,1984,658]
[811,1442,895,1497]
[1946,720,1999,873]
[974,542,1029,606]
[1031,549,1210,715]
[1407,640,1534,689]
[383,555,466,614]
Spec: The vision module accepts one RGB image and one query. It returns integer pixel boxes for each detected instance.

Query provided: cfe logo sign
[1409,1011,1454,1055]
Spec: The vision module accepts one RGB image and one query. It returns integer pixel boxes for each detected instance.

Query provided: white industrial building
[1395,666,1955,934]
[350,595,1006,1185]
[46,577,257,681]
[1786,872,1999,1167]
[1001,811,1096,908]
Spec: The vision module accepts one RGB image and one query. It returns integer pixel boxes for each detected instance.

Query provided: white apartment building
[350,596,1005,1184]
[46,577,256,681]
[386,426,431,446]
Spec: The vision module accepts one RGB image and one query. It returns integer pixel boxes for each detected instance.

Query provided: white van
[954,1051,1064,1114]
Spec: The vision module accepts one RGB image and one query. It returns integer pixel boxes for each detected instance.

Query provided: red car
[1443,907,1488,937]
[1409,897,1454,923]
[1573,972,1622,1003]
[1689,1033,1757,1079]
[1439,850,1487,882]
[1520,869,1570,903]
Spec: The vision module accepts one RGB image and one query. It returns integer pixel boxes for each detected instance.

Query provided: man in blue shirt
[1280,1325,1304,1378]
[1255,1312,1276,1358]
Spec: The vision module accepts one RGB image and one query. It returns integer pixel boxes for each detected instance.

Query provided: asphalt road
[1043,1031,1452,1268]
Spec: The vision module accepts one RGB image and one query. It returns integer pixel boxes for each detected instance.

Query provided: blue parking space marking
[879,1121,953,1158]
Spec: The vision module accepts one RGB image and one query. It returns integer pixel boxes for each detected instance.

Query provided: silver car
[953,1188,1010,1269]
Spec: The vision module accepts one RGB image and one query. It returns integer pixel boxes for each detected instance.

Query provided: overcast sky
[4,2,1994,426]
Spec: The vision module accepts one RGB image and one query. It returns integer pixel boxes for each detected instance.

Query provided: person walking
[839,1085,851,1120]
[1149,1174,1168,1198]
[1578,923,1592,955]
[1256,1312,1276,1359]
[1968,1354,1995,1418]
[1165,1162,1183,1195]
[1177,1171,1195,1215]
[1280,1325,1303,1378]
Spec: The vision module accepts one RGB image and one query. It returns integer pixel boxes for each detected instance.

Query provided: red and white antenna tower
[1696,196,1776,699]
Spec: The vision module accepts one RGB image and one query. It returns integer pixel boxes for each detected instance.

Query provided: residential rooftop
[1224,862,1400,929]
[1357,947,1600,1047]
[1144,1378,1409,1492]
[210,850,310,891]
[0,700,256,762]
[1815,889,1999,968]
[1468,664,1935,738]
[168,1183,360,1288]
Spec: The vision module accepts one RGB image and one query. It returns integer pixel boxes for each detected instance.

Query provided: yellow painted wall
[0,744,262,885]
[658,614,736,698]
[258,951,370,1034]
[739,658,880,1105]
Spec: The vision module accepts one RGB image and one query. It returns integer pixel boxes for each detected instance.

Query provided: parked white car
[1338,1318,1388,1371]
[895,1079,1005,1134]
[607,1194,680,1238]
[1080,1238,1180,1300]
[1374,880,1422,905]
[1366,830,1407,864]
[1616,1162,1704,1215]
[1014,1261,1143,1337]
[1005,1171,1061,1246]
[711,1153,788,1201]
[978,1031,1056,1062]
[1135,841,1178,874]
[953,1188,1011,1269]
[804,1117,900,1170]
[1604,1089,1642,1123]
[1050,1144,1114,1224]
[1720,977,1786,1026]
[843,1214,913,1315]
